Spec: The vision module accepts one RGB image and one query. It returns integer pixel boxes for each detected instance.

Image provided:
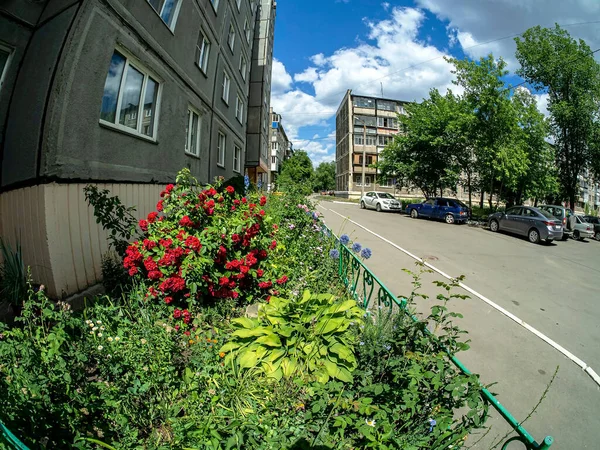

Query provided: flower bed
[0,170,488,449]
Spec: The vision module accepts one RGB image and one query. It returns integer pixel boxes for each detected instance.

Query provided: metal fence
[337,237,554,450]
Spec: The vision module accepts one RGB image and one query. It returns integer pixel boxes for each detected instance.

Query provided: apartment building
[0,0,275,298]
[267,108,290,190]
[245,0,276,189]
[335,90,408,198]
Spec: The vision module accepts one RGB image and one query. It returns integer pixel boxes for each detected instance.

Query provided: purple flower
[329,249,340,259]
[288,223,295,230]
[352,242,362,253]
[428,418,437,433]
[340,234,350,245]
[360,248,372,259]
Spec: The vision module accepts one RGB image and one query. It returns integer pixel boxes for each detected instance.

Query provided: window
[235,95,244,123]
[365,135,376,146]
[217,132,226,166]
[239,55,247,80]
[244,19,251,44]
[236,0,241,10]
[378,135,392,146]
[377,117,398,129]
[185,107,201,156]
[196,31,210,73]
[147,0,181,30]
[222,71,230,104]
[353,97,375,108]
[100,50,160,139]
[210,0,219,12]
[271,156,276,165]
[377,99,396,111]
[227,23,236,52]
[355,176,362,186]
[354,135,364,145]
[234,145,242,172]
[0,44,11,91]
[354,115,376,127]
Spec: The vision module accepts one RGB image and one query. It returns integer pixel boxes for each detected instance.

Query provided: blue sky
[269,0,600,165]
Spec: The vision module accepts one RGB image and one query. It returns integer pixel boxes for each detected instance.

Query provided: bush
[100,251,131,297]
[0,238,27,307]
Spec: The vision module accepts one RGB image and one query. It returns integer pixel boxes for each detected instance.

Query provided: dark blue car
[406,198,470,224]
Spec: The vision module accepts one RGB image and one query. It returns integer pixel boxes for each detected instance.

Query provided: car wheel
[489,219,499,232]
[410,209,418,219]
[528,228,540,244]
[596,231,600,241]
[360,201,366,209]
[376,203,382,212]
[574,230,580,240]
[445,214,455,224]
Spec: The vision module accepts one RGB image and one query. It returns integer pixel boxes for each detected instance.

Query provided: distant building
[0,0,275,298]
[335,90,409,198]
[268,108,290,190]
[578,172,600,212]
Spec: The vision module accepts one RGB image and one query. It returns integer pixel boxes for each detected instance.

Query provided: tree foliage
[515,24,600,209]
[277,151,314,195]
[313,161,336,192]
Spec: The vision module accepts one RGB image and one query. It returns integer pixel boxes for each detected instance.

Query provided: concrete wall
[0,182,163,298]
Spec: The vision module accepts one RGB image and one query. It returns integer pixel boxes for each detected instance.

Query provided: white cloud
[382,2,390,12]
[294,67,319,83]
[271,58,293,94]
[535,92,550,118]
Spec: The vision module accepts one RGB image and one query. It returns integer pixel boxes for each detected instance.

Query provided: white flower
[85,320,91,325]
[107,337,113,342]
[143,366,149,371]
[100,326,105,331]
[97,320,102,325]
[88,322,94,328]
[107,354,112,359]
[89,331,95,336]
[92,326,98,331]
[114,337,120,342]
[365,418,376,427]
[140,339,147,345]
[97,333,103,337]
[97,345,104,351]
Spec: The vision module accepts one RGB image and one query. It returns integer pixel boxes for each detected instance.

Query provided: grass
[314,195,359,203]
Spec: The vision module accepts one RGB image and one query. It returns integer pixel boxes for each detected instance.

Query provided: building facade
[335,90,408,198]
[267,107,290,190]
[0,0,275,298]
[245,0,276,189]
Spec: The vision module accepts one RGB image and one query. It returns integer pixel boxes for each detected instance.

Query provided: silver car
[488,206,563,244]
[359,191,402,212]
[572,215,595,241]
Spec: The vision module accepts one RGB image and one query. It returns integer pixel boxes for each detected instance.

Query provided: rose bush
[122,170,288,329]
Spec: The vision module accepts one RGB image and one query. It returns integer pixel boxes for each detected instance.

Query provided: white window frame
[196,30,210,74]
[222,71,230,104]
[185,106,201,157]
[239,54,247,81]
[227,23,236,52]
[236,0,241,11]
[146,0,182,32]
[210,0,219,13]
[233,145,242,173]
[0,43,13,92]
[244,19,251,44]
[235,94,244,123]
[99,48,162,141]
[217,132,226,167]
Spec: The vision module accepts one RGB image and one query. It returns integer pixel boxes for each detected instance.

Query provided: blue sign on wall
[272,121,279,128]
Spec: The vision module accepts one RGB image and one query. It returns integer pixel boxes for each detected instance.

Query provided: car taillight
[563,217,566,225]
[543,221,555,226]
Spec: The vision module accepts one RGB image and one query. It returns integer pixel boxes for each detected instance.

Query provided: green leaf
[237,351,258,369]
[232,327,269,338]
[329,342,353,361]
[314,317,345,335]
[232,317,258,329]
[219,341,241,353]
[327,299,357,314]
[255,334,282,347]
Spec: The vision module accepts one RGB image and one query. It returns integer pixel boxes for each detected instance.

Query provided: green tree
[515,24,600,210]
[277,150,314,195]
[313,161,336,192]
[379,89,461,198]
[447,54,528,209]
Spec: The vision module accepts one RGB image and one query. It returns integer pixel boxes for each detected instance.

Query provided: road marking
[318,203,600,387]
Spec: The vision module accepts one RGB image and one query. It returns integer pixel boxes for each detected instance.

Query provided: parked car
[360,192,402,212]
[583,215,600,241]
[406,198,470,224]
[572,215,595,241]
[488,206,563,244]
[538,205,574,240]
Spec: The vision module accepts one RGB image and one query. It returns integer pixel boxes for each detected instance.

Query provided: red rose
[241,197,248,204]
[226,186,235,194]
[233,199,240,206]
[217,196,224,203]
[257,269,264,277]
[175,325,180,331]
[148,270,162,280]
[232,291,239,299]
[164,296,173,304]
[173,309,182,319]
[249,203,257,209]
[269,240,277,250]
[139,219,148,232]
[240,265,249,274]
[179,215,194,227]
[231,234,241,243]
[260,196,267,206]
[128,266,139,276]
[159,238,173,249]
[208,187,217,197]
[166,184,175,192]
[277,275,288,285]
[206,199,215,208]
[258,250,268,259]
[259,210,266,216]
[184,330,191,336]
[258,281,272,289]
[231,206,236,211]
[147,211,159,223]
[143,239,157,250]
[185,236,202,252]
[144,257,158,272]
[207,208,214,215]
[156,199,164,211]
[219,276,229,286]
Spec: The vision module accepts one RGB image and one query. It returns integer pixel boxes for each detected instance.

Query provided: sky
[270,0,600,166]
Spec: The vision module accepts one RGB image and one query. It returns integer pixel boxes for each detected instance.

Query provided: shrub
[220,291,364,382]
[0,238,27,308]
[122,169,288,329]
[100,251,131,297]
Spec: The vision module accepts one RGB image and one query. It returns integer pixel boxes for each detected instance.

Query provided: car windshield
[576,215,587,224]
[538,209,556,219]
[377,193,395,199]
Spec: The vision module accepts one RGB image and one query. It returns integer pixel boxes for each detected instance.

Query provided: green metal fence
[337,236,554,450]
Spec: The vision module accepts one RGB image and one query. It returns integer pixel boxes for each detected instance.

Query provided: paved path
[317,199,600,449]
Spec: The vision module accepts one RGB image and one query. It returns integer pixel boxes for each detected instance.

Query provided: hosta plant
[220,291,363,382]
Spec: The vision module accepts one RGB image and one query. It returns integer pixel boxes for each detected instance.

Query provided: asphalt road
[316,199,600,449]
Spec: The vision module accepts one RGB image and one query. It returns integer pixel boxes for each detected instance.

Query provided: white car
[360,191,401,212]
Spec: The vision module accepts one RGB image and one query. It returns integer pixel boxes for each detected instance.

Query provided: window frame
[0,42,13,92]
[99,48,162,142]
[227,23,236,52]
[196,30,210,74]
[244,19,251,44]
[236,0,241,10]
[210,0,219,13]
[239,54,247,81]
[146,0,182,32]
[185,106,201,157]
[235,94,244,123]
[233,145,242,173]
[222,70,230,104]
[217,131,226,167]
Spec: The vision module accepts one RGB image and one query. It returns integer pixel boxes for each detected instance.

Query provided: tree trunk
[467,171,472,210]
[479,190,484,209]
